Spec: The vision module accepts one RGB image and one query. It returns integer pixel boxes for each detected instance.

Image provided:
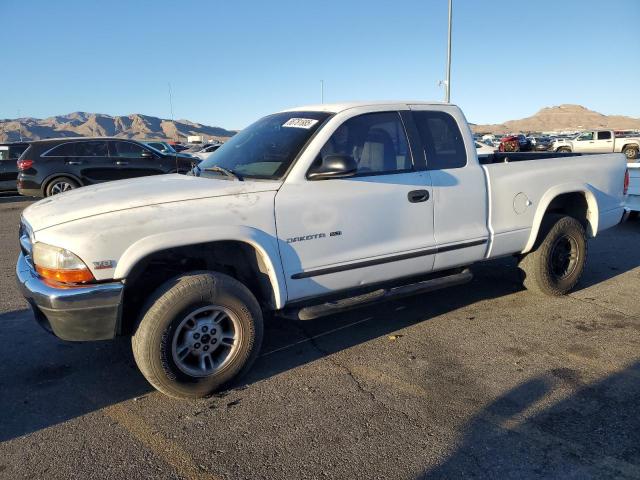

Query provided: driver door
[574,131,596,152]
[275,111,436,302]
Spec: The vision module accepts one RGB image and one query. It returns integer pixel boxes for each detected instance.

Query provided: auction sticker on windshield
[282,118,319,129]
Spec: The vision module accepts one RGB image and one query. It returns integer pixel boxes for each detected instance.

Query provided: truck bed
[481,152,627,258]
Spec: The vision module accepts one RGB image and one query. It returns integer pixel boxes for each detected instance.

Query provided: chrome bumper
[15,253,124,341]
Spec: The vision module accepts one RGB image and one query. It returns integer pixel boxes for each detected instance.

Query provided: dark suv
[17,138,195,197]
[0,142,30,192]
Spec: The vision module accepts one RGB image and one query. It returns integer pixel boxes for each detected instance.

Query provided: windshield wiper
[202,166,243,181]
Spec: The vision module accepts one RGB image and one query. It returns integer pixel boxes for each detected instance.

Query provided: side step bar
[285,269,473,321]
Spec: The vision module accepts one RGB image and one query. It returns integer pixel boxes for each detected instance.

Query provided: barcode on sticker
[282,118,319,129]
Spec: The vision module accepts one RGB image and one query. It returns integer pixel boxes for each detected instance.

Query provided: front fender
[114,225,288,309]
[522,183,598,253]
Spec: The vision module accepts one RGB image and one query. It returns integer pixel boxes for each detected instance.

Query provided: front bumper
[15,253,124,341]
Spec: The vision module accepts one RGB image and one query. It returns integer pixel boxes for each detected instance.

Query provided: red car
[498,135,520,152]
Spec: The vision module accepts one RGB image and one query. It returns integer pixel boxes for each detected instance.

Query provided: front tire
[132,272,263,399]
[557,147,571,153]
[518,215,587,296]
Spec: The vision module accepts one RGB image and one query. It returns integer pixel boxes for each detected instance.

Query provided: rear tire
[132,271,263,399]
[518,215,587,296]
[557,147,571,153]
[622,146,639,161]
[45,176,79,196]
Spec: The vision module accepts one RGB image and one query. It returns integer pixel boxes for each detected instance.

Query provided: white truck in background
[551,130,640,160]
[16,101,628,398]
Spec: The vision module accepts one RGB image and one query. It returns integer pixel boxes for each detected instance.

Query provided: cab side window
[74,141,108,157]
[319,112,412,175]
[413,111,466,169]
[577,132,594,141]
[112,141,148,158]
[597,131,611,140]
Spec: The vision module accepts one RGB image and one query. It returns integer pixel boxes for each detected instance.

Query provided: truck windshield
[196,111,331,180]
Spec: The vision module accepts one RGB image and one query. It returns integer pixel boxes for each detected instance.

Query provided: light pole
[445,0,452,103]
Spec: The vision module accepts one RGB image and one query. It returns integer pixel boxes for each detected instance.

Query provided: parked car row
[15,138,197,197]
[477,130,640,160]
[0,137,228,196]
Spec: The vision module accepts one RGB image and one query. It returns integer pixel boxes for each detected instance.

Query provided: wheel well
[544,192,590,233]
[120,241,275,335]
[622,144,639,151]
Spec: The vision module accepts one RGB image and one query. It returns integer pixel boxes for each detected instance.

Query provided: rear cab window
[412,111,467,169]
[597,131,612,140]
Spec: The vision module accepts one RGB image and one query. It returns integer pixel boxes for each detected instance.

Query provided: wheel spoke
[200,353,214,372]
[211,311,226,324]
[221,335,235,347]
[176,346,190,360]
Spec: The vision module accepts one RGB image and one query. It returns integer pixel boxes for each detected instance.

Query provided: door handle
[115,161,129,165]
[66,161,82,165]
[408,189,430,203]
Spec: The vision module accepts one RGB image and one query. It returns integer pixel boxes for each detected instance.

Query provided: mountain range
[0,112,236,143]
[1,105,639,143]
[471,104,640,134]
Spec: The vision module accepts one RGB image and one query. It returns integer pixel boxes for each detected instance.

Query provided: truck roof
[283,100,451,114]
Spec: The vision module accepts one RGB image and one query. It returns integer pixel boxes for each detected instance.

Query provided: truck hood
[23,174,282,231]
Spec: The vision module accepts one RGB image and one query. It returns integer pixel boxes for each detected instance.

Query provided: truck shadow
[0,309,151,442]
[418,360,640,478]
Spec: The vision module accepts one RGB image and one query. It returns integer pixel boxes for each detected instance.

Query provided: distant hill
[472,104,640,134]
[0,112,236,143]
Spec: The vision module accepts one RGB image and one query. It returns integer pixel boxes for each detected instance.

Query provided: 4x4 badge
[93,260,115,270]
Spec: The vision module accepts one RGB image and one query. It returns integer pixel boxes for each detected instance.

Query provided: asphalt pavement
[0,196,639,480]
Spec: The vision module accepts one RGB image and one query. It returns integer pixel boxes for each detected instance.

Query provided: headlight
[32,242,94,284]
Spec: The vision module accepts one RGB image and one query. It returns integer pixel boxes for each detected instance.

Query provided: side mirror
[307,155,357,180]
[141,150,154,158]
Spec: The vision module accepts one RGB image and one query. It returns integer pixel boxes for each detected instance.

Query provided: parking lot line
[101,402,222,480]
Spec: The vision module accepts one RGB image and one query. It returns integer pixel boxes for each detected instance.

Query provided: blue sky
[1,0,638,128]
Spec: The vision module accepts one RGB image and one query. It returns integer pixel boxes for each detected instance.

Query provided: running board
[284,269,473,321]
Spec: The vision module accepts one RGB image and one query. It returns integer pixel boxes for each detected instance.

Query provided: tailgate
[628,164,640,196]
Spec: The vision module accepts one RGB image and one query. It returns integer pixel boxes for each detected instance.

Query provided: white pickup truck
[551,130,640,160]
[16,101,628,398]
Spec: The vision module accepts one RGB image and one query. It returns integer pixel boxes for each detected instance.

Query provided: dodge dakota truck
[16,101,628,398]
[551,130,640,160]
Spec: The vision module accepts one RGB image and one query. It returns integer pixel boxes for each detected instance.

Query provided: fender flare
[114,225,288,309]
[522,184,598,254]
